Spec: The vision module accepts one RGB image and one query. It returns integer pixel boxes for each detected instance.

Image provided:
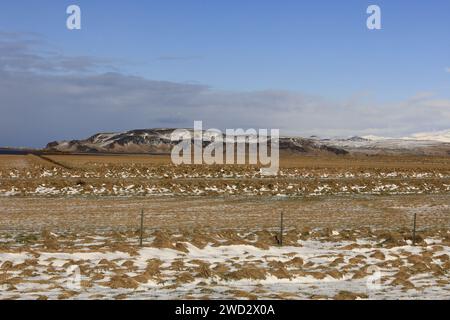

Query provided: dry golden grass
[0,155,46,169]
[0,194,449,233]
[279,154,450,170]
[45,154,171,169]
[1,153,449,233]
[1,152,449,300]
[1,153,449,171]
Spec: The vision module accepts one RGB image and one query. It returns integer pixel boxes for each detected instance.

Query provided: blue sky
[0,1,450,147]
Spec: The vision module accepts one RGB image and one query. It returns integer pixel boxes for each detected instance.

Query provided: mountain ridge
[45,128,450,156]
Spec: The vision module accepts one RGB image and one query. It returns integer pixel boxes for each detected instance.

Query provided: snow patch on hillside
[407,129,450,143]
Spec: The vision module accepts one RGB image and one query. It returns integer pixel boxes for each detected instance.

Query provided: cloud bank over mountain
[1,32,449,148]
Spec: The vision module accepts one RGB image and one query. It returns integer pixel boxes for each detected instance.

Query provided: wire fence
[1,194,449,243]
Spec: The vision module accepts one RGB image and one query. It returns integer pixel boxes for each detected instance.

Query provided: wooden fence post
[139,209,144,247]
[279,211,284,247]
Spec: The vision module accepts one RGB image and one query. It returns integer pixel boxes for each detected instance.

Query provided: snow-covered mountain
[45,129,450,156]
[406,129,450,143]
[45,129,349,155]
[315,131,450,156]
[46,129,177,153]
[360,130,450,143]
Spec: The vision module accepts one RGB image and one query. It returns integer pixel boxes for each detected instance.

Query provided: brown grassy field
[41,153,450,170]
[0,194,449,233]
[1,154,449,197]
[1,153,449,231]
[0,153,449,300]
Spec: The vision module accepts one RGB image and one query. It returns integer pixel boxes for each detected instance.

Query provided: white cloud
[1,32,449,147]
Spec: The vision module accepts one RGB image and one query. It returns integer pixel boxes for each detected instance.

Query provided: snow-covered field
[1,229,449,300]
[1,154,449,300]
[1,164,449,197]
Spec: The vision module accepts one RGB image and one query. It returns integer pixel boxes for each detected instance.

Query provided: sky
[0,0,450,147]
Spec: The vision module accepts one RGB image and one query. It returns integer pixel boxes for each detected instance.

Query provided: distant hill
[45,129,348,156]
[45,129,450,156]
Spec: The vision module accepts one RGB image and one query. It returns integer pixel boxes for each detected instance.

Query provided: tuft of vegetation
[15,233,39,244]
